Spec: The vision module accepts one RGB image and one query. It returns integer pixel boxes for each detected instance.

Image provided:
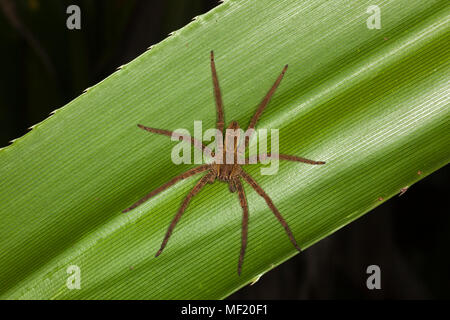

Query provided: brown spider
[123,51,325,275]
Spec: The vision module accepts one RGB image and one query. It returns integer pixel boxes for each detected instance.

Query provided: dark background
[0,0,448,299]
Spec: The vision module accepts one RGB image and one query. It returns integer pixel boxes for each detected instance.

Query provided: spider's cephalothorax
[123,51,325,275]
[212,120,243,190]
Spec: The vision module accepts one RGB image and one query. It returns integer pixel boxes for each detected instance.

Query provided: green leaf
[0,0,449,299]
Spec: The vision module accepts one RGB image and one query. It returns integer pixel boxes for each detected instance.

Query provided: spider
[123,51,326,275]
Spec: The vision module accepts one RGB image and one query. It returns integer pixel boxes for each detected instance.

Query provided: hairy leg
[245,65,288,149]
[155,172,213,257]
[122,164,211,213]
[235,178,249,276]
[210,51,225,134]
[137,124,213,156]
[240,169,302,252]
[245,153,325,165]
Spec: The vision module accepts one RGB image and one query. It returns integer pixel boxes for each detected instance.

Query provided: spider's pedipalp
[240,169,302,252]
[155,172,213,257]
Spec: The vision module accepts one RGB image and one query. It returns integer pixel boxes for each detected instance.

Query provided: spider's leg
[235,178,249,276]
[155,172,213,257]
[246,153,325,165]
[244,65,288,149]
[137,124,214,156]
[122,164,211,213]
[210,51,225,134]
[240,169,301,252]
